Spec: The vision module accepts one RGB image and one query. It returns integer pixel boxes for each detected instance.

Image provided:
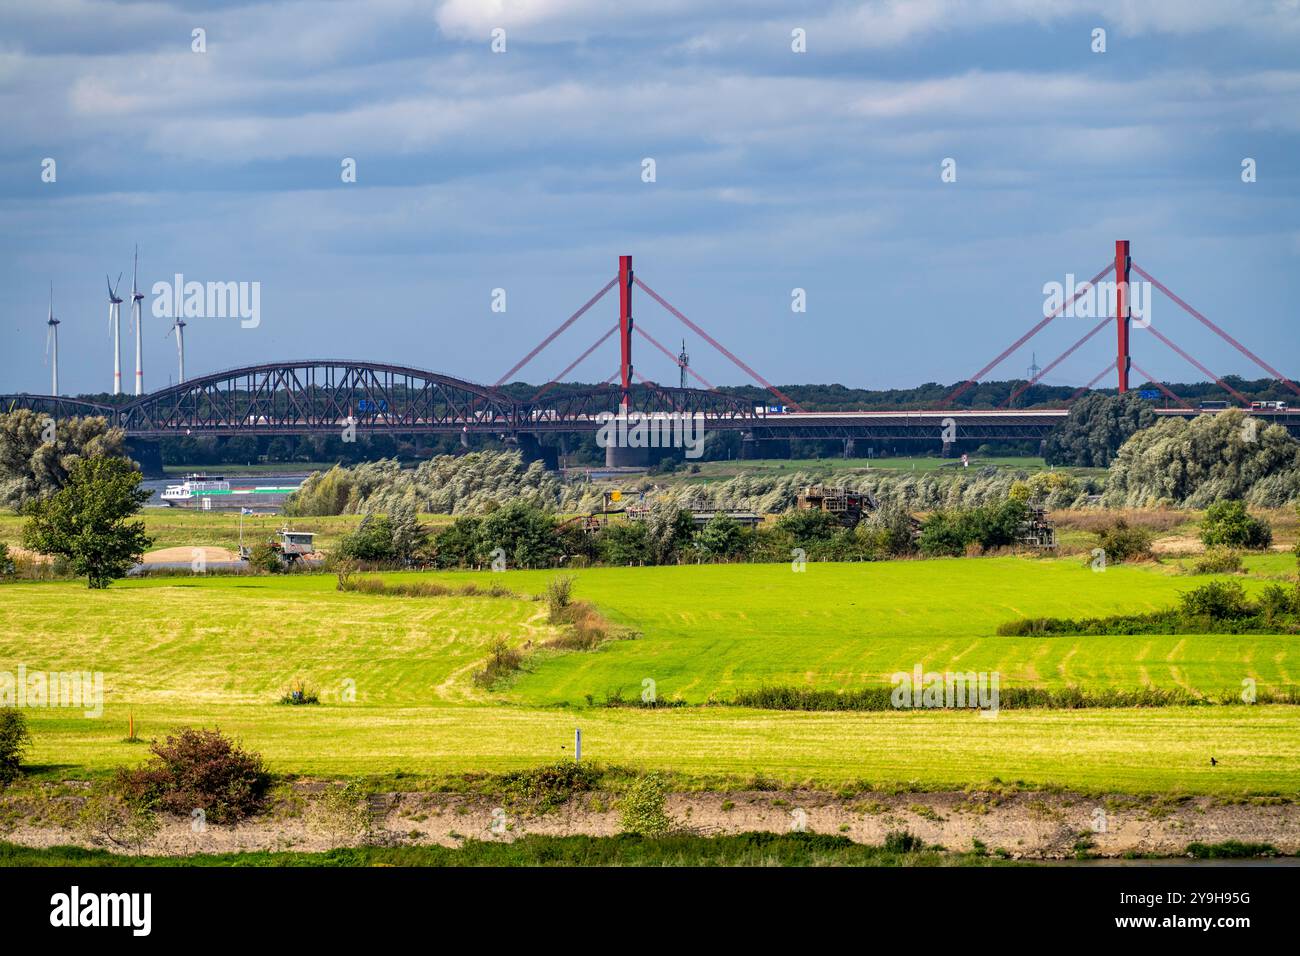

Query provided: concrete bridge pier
[515,433,559,470]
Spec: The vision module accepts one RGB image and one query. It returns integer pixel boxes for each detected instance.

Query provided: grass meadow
[2,554,1298,794]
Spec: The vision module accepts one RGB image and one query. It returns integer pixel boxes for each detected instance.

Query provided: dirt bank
[4,787,1296,859]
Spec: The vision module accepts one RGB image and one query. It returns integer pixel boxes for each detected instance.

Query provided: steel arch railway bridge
[5,242,1299,464]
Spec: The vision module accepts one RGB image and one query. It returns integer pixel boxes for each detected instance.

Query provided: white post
[574,727,581,763]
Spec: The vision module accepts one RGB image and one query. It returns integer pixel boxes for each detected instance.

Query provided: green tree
[1200,500,1272,550]
[1105,409,1300,508]
[477,502,560,568]
[388,500,429,562]
[22,456,152,588]
[693,514,747,559]
[775,507,841,546]
[432,515,482,568]
[0,410,130,509]
[335,514,398,562]
[0,708,31,785]
[599,521,650,565]
[1043,392,1156,467]
[918,510,968,557]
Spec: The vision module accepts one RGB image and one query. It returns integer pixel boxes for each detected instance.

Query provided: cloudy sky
[2,0,1298,396]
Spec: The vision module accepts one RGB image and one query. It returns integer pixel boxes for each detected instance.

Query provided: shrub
[278,680,320,705]
[918,510,967,557]
[692,514,747,560]
[499,761,602,813]
[335,515,398,562]
[116,727,270,824]
[0,708,31,785]
[1094,518,1153,563]
[598,522,650,565]
[472,637,526,688]
[1191,546,1242,575]
[77,789,160,854]
[246,541,283,573]
[883,830,923,853]
[619,772,674,836]
[545,574,575,623]
[312,783,372,842]
[1186,840,1278,859]
[1257,583,1297,623]
[775,508,842,546]
[1179,580,1250,620]
[0,542,13,577]
[1200,501,1272,550]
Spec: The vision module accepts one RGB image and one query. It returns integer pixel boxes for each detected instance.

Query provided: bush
[918,500,1027,556]
[278,680,320,705]
[1200,501,1272,550]
[775,508,841,546]
[116,727,270,824]
[478,502,562,569]
[619,772,674,836]
[0,542,13,578]
[883,830,923,853]
[499,761,602,813]
[1094,518,1153,563]
[77,789,160,854]
[598,522,650,565]
[472,637,526,688]
[1179,580,1251,620]
[335,515,398,562]
[246,541,283,573]
[0,708,31,784]
[1258,584,1297,623]
[312,783,372,842]
[1186,840,1278,859]
[1191,546,1242,575]
[692,514,748,560]
[545,574,575,623]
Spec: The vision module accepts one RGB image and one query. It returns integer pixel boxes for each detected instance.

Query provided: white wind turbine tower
[45,282,60,396]
[166,315,187,384]
[107,273,123,394]
[130,245,145,395]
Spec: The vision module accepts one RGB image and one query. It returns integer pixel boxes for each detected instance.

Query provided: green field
[2,555,1298,794]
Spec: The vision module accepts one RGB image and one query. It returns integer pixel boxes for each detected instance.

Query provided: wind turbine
[107,272,123,394]
[130,245,145,395]
[45,282,60,396]
[166,315,186,384]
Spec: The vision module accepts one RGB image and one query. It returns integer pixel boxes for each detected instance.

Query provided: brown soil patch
[4,787,1296,860]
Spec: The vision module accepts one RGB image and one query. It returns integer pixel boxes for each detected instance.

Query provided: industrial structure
[796,485,877,528]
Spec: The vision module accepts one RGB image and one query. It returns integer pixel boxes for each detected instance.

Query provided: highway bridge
[3,359,1297,461]
[6,243,1297,465]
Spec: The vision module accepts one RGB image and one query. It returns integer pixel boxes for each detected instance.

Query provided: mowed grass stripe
[18,705,1299,794]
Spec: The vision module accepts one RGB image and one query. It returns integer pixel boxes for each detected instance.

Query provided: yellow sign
[610,490,622,502]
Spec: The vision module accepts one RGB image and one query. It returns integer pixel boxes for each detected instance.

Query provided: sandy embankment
[4,788,1297,859]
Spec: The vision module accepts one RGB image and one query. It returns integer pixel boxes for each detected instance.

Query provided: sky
[2,0,1298,397]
